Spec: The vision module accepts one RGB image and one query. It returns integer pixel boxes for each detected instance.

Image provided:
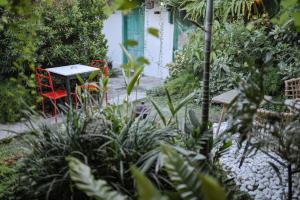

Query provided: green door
[123,8,145,63]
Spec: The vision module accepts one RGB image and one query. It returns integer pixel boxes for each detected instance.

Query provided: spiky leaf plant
[68,145,227,200]
[163,0,279,21]
[5,106,177,199]
[149,87,195,127]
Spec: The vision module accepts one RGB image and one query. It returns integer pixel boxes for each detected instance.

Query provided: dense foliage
[0,81,34,123]
[227,48,300,199]
[4,112,176,199]
[35,0,107,67]
[167,20,300,99]
[1,0,300,200]
[0,0,108,123]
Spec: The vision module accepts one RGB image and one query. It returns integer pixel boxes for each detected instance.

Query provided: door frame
[122,7,145,64]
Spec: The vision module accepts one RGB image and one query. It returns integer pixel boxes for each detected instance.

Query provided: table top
[46,64,99,77]
[211,89,239,105]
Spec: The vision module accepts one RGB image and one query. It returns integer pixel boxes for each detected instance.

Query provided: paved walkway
[0,75,164,140]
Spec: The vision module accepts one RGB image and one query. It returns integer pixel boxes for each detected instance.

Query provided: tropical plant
[4,99,178,199]
[272,0,300,32]
[149,87,195,127]
[0,0,109,123]
[201,0,214,133]
[226,42,300,199]
[205,21,299,97]
[162,0,279,22]
[68,144,227,200]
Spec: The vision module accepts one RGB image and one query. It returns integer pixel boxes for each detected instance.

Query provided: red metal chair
[35,68,67,118]
[80,59,109,103]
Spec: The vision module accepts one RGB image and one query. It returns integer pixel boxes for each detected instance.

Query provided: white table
[211,89,239,135]
[47,64,100,102]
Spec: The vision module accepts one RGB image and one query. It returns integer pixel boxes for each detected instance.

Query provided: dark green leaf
[165,88,175,115]
[131,167,168,200]
[76,75,85,85]
[199,175,226,200]
[127,67,144,95]
[149,98,167,126]
[148,27,159,38]
[137,57,150,65]
[67,157,127,200]
[88,71,100,81]
[124,40,138,46]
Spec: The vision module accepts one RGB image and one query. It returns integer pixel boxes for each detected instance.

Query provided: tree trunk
[201,0,214,131]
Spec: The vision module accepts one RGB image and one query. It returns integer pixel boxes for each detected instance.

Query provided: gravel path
[215,123,300,200]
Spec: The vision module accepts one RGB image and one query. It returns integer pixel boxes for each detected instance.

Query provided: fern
[67,157,127,200]
[161,145,226,200]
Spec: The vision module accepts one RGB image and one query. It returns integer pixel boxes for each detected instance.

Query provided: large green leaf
[161,145,226,200]
[67,157,127,200]
[124,39,138,47]
[149,98,167,126]
[88,70,100,82]
[161,145,202,200]
[120,44,135,77]
[147,27,159,38]
[76,74,85,85]
[127,66,144,95]
[0,0,7,6]
[131,167,168,200]
[165,88,175,115]
[199,175,226,200]
[174,92,195,115]
[188,110,201,128]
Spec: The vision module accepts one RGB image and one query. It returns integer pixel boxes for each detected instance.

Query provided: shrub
[0,0,108,123]
[0,81,34,123]
[169,21,300,98]
[35,0,108,67]
[6,109,177,199]
[166,73,198,96]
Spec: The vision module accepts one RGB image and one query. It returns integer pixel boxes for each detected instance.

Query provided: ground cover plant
[0,136,29,198]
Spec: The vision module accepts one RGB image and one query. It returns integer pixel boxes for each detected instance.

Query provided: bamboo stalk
[201,0,214,131]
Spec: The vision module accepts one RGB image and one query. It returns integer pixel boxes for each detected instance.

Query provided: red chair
[35,68,67,118]
[80,59,109,103]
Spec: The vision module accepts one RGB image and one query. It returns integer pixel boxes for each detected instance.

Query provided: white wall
[144,4,173,78]
[103,11,123,68]
[103,6,174,79]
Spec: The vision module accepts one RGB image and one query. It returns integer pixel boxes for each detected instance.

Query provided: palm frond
[161,145,203,200]
[161,145,226,200]
[131,167,169,200]
[67,157,127,200]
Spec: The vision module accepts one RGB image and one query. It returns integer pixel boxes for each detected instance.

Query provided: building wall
[103,11,123,68]
[103,5,174,79]
[144,3,173,78]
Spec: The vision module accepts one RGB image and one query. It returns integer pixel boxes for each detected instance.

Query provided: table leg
[66,76,72,105]
[216,104,228,135]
